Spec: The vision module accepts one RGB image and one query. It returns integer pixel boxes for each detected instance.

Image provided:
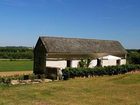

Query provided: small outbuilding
[34,36,127,75]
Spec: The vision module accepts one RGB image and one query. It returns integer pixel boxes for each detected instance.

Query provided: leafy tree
[127,50,140,64]
[78,59,91,68]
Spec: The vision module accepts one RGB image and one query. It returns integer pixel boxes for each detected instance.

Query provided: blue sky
[0,0,140,49]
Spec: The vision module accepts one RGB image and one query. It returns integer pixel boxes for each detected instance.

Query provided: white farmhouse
[34,36,127,74]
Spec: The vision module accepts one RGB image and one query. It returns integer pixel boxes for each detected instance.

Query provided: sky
[0,0,140,49]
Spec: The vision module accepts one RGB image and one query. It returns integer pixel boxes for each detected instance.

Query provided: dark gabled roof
[39,36,127,56]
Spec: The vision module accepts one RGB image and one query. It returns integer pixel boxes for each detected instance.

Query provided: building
[33,36,127,74]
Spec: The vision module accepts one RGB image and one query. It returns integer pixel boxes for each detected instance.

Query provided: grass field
[0,73,140,105]
[0,60,33,72]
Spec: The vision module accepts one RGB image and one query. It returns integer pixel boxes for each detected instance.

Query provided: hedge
[62,64,140,80]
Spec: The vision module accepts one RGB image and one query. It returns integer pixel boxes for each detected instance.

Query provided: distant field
[0,73,140,105]
[0,60,33,72]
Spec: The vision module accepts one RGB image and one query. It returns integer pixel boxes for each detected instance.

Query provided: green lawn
[0,73,140,105]
[0,60,33,72]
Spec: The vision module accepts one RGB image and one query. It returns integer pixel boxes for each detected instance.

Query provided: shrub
[78,59,91,68]
[23,75,29,80]
[0,73,50,85]
[62,64,140,79]
[50,74,57,81]
[0,77,11,85]
[29,74,36,81]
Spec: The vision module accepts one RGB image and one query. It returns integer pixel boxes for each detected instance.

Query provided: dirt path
[0,71,32,77]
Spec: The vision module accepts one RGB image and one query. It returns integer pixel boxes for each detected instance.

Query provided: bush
[62,64,140,79]
[127,51,140,64]
[0,74,47,85]
[0,77,11,85]
[23,75,29,80]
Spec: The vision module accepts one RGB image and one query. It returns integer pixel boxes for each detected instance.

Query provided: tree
[78,59,91,68]
[127,52,140,64]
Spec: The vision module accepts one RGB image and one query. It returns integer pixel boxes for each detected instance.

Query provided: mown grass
[0,73,140,105]
[0,60,33,72]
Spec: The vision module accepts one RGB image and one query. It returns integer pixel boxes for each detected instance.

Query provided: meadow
[0,60,33,72]
[0,73,140,105]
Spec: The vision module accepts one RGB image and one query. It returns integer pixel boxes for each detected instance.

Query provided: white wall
[102,59,117,67]
[46,58,126,69]
[120,59,126,65]
[71,60,80,68]
[46,60,67,69]
[89,60,97,68]
[71,60,98,68]
[99,55,126,67]
[46,60,80,68]
[101,59,126,67]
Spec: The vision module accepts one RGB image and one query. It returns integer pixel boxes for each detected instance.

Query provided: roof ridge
[39,36,118,42]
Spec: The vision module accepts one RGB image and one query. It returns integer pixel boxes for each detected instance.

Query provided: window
[97,59,102,67]
[116,60,121,65]
[67,60,72,67]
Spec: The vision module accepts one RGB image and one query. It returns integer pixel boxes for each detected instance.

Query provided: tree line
[0,46,33,59]
[127,49,140,64]
[0,47,139,64]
